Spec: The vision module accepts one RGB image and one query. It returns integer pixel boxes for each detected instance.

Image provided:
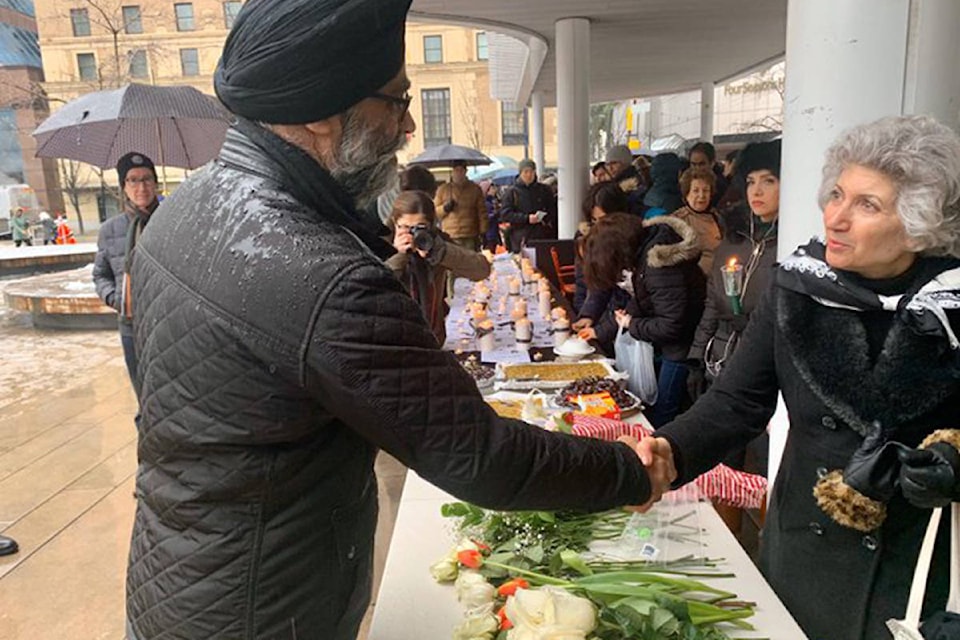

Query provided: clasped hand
[617,435,678,512]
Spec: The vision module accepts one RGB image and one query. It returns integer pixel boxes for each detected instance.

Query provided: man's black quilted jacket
[126,126,649,640]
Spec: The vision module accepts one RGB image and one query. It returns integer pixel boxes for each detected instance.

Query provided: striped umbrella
[32,83,231,170]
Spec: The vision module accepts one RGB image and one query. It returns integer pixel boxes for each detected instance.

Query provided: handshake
[617,435,678,512]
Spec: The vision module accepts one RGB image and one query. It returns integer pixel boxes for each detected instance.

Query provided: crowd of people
[42,1,957,639]
[7,209,76,247]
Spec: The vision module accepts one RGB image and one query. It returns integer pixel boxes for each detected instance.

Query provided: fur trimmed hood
[642,215,701,269]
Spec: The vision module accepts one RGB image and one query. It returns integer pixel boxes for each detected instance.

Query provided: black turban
[214,0,413,124]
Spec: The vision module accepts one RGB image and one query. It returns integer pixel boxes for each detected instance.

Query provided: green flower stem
[484,560,572,587]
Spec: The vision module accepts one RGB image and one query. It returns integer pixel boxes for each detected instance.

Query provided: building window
[421,88,451,148]
[128,49,148,78]
[174,3,194,31]
[423,35,442,64]
[77,52,97,81]
[179,48,199,76]
[501,102,527,146]
[70,8,90,36]
[223,1,241,28]
[476,32,488,61]
[122,6,143,34]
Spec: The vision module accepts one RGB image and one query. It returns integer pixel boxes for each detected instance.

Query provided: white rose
[505,587,596,640]
[452,607,499,640]
[456,539,481,552]
[455,570,497,610]
[429,551,459,583]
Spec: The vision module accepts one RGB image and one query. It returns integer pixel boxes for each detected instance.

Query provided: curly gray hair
[818,115,960,257]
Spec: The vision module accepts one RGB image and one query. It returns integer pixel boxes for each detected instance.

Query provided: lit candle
[508,277,521,296]
[515,318,532,349]
[476,319,496,352]
[538,290,552,319]
[551,307,568,321]
[474,284,490,304]
[721,257,745,315]
[552,317,571,347]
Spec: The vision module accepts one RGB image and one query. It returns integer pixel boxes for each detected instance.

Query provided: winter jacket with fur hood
[594,216,706,360]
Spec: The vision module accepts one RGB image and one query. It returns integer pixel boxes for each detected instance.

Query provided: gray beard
[329,108,405,210]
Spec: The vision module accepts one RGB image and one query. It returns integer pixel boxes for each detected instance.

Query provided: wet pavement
[0,284,405,640]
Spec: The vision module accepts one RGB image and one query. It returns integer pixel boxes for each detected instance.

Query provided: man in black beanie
[126,2,665,638]
[92,151,159,395]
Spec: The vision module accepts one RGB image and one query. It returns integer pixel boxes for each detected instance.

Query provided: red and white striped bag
[570,414,768,510]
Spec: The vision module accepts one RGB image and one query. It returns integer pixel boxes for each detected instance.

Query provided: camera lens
[413,228,435,253]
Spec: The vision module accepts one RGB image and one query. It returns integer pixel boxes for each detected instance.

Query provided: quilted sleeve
[93,224,118,309]
[301,259,651,512]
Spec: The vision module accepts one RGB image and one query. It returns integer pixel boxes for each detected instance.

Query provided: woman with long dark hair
[580,213,706,427]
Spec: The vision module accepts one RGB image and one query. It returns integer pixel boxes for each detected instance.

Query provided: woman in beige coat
[671,167,722,275]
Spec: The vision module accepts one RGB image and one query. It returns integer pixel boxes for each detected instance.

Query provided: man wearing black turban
[125,2,663,639]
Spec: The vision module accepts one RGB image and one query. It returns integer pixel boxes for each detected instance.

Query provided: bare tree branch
[457,80,484,151]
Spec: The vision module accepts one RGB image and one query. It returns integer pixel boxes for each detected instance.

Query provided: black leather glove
[898,442,960,509]
[814,421,909,532]
[842,422,910,504]
[685,361,708,402]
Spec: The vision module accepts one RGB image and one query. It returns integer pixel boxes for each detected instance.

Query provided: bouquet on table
[431,503,757,640]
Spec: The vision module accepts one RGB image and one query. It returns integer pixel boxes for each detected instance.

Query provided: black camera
[410,224,436,254]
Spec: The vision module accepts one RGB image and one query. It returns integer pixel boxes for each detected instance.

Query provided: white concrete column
[555,17,590,239]
[530,91,546,174]
[770,0,960,494]
[902,0,960,128]
[779,0,910,259]
[699,82,714,142]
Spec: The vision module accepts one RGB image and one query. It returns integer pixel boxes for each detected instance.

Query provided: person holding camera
[386,190,491,343]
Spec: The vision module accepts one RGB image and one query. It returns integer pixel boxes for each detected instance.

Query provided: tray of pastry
[494,359,625,391]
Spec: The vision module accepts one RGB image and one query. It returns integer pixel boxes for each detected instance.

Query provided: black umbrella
[407,144,492,168]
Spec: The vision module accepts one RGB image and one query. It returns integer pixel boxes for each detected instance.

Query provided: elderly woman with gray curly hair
[633,115,960,640]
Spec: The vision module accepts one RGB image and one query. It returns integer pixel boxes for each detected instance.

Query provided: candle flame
[727,256,739,269]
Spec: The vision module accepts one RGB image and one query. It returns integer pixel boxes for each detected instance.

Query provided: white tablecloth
[368,473,808,640]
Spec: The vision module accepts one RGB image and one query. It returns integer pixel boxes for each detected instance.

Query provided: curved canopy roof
[411,0,787,106]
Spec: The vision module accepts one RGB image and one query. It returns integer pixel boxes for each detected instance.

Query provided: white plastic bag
[614,327,658,406]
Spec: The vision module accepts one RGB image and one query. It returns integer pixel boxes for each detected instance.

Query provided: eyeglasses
[126,177,156,186]
[370,92,413,120]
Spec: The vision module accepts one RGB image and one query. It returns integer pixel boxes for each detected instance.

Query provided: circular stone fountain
[0,243,98,277]
[3,264,116,329]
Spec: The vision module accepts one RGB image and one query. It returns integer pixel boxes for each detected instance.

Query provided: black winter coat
[688,212,778,375]
[126,124,650,640]
[658,267,960,640]
[594,216,706,361]
[498,178,557,252]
